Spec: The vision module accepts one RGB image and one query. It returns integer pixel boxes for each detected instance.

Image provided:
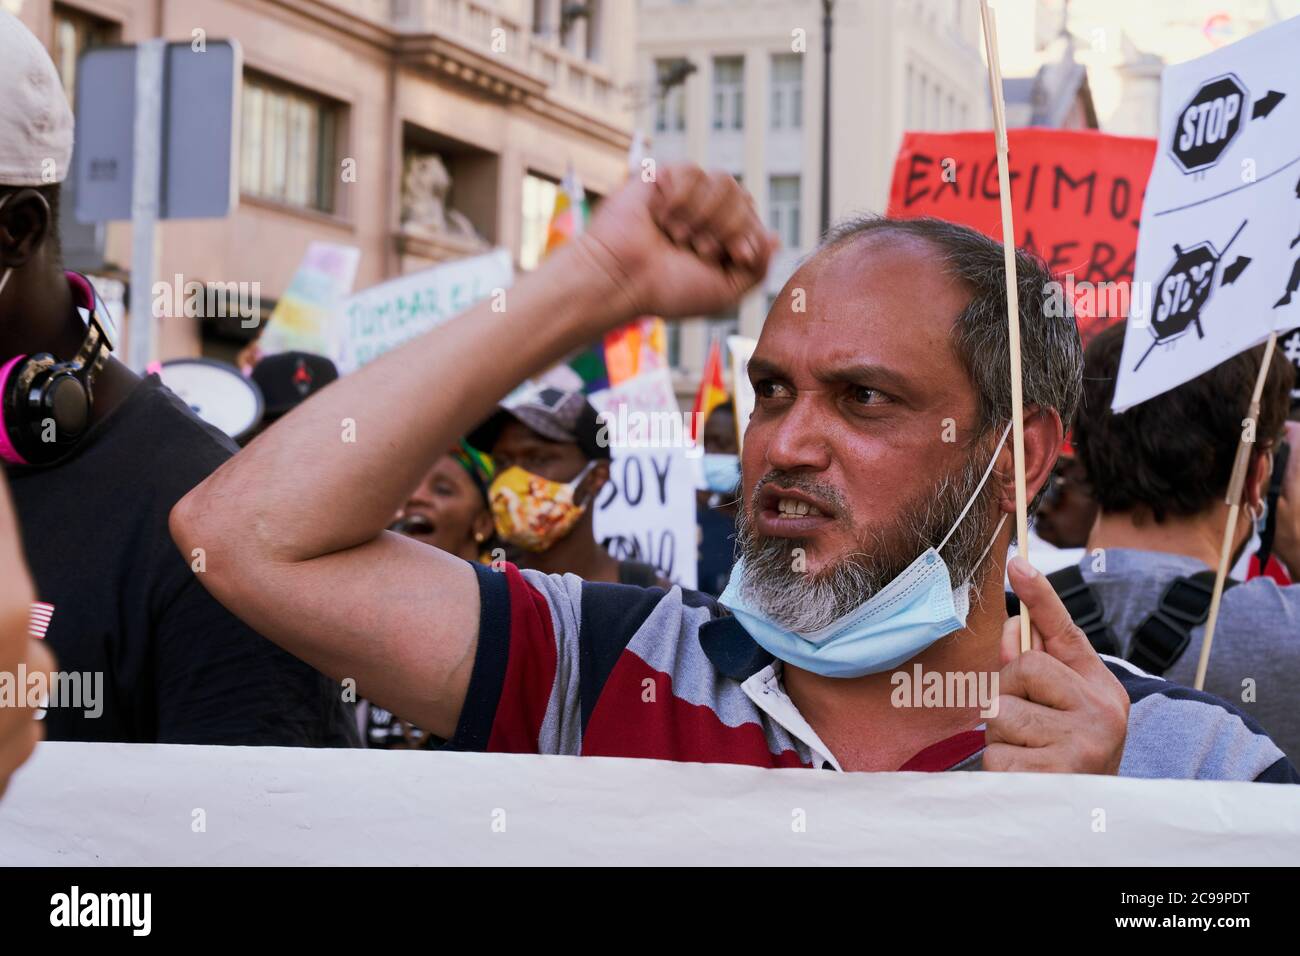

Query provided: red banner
[886,129,1156,341]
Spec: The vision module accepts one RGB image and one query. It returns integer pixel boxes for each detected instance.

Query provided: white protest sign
[257,242,361,358]
[589,368,698,589]
[727,333,757,450]
[3,742,1299,864]
[335,248,513,374]
[1113,15,1300,411]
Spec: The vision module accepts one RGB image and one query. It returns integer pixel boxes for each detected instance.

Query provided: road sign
[72,40,240,223]
[71,39,241,371]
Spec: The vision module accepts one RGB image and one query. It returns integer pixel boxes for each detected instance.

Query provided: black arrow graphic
[1223,256,1252,284]
[1253,90,1286,119]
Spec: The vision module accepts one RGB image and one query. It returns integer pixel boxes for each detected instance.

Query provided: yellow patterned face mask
[489,462,595,552]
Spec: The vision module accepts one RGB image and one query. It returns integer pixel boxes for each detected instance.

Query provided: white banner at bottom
[1,742,1297,865]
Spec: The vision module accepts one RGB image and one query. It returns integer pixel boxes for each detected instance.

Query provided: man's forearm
[174,238,633,564]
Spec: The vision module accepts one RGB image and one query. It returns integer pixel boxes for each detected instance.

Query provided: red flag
[691,339,727,443]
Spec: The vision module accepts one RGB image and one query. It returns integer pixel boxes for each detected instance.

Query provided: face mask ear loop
[938,422,1014,554]
[968,512,1010,579]
[570,460,599,505]
[948,511,1012,595]
[571,460,598,487]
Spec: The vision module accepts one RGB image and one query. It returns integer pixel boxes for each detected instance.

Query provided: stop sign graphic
[1170,74,1249,173]
[1151,242,1219,342]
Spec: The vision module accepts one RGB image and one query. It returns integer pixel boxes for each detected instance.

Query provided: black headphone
[1,271,114,467]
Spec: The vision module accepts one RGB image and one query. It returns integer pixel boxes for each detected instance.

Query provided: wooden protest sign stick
[1193,331,1278,690]
[979,0,1032,652]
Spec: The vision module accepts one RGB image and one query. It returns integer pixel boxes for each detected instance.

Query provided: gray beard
[734,440,1003,633]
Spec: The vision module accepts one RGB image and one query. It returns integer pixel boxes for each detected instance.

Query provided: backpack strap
[1126,570,1239,676]
[1043,566,1122,657]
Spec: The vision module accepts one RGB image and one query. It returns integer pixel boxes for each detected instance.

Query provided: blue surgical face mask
[699,453,740,494]
[718,425,1011,679]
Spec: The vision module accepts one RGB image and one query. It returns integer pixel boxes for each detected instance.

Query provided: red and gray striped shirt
[446,563,1297,781]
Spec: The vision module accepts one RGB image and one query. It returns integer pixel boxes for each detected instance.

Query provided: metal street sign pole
[127,39,166,372]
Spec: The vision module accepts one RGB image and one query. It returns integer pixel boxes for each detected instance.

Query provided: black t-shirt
[7,374,357,746]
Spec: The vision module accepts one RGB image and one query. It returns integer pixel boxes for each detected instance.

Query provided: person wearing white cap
[0,10,140,443]
[0,12,357,748]
[0,10,75,188]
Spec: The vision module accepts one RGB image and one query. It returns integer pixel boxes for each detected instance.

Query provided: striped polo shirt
[446,563,1298,782]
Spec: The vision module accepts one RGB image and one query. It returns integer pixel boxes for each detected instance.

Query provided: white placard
[335,249,513,374]
[727,334,757,450]
[2,742,1298,865]
[257,242,361,359]
[589,369,698,589]
[1114,15,1300,411]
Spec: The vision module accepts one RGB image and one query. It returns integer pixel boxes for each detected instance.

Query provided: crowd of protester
[1,12,1297,793]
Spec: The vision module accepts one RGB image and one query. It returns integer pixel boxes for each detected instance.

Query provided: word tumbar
[49,886,151,936]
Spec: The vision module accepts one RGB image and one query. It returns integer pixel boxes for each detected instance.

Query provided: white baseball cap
[0,10,74,186]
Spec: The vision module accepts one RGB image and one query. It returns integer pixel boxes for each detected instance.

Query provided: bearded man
[172,166,1295,780]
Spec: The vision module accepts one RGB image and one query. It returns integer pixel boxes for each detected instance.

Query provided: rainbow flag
[691,338,728,442]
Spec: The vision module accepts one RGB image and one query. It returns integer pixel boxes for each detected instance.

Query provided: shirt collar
[1079,547,1213,577]
[700,613,986,772]
[699,614,773,680]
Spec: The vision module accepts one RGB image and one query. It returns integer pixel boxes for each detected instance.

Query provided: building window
[768,176,801,249]
[666,323,682,369]
[707,309,739,349]
[240,74,339,213]
[52,5,117,102]
[770,54,802,130]
[532,0,552,35]
[520,172,559,271]
[584,0,603,63]
[712,56,744,131]
[654,58,688,133]
[904,63,914,128]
